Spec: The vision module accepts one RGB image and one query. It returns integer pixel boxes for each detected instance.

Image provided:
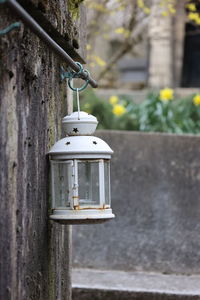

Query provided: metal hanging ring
[75,62,84,75]
[68,69,90,92]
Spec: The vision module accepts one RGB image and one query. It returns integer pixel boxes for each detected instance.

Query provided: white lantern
[49,111,115,224]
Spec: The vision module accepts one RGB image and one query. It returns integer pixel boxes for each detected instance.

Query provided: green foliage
[74,89,200,134]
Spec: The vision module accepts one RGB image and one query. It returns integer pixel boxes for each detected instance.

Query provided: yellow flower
[109,95,119,105]
[115,27,124,34]
[186,3,196,11]
[115,27,130,38]
[112,104,126,116]
[188,12,199,21]
[159,88,174,101]
[162,11,169,17]
[195,17,200,25]
[144,7,151,14]
[168,5,176,14]
[193,94,200,106]
[92,55,106,67]
[137,0,145,9]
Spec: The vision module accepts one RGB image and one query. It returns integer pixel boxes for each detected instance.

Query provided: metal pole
[6,0,98,88]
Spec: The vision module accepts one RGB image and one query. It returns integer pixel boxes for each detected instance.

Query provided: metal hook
[61,62,90,92]
[0,22,21,36]
[60,62,84,81]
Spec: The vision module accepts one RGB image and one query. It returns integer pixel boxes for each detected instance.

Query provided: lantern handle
[76,88,80,120]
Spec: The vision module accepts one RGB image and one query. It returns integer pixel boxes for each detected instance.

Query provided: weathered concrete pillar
[0,2,86,299]
[148,0,173,88]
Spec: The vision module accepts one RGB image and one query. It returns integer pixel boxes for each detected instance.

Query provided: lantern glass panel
[51,161,72,209]
[104,160,111,206]
[78,160,100,206]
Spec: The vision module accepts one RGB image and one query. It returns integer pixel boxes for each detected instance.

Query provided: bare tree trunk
[97,4,148,81]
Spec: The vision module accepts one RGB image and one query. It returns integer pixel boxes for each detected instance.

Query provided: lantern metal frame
[48,113,115,224]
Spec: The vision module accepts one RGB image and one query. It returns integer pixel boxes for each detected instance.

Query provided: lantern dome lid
[62,111,98,136]
[49,135,113,159]
[63,111,97,123]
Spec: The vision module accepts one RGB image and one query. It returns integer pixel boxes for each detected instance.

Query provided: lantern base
[49,208,115,224]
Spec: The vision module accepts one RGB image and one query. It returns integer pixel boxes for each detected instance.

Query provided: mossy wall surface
[0,1,86,299]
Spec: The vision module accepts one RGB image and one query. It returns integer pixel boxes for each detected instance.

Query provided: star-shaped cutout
[73,128,79,133]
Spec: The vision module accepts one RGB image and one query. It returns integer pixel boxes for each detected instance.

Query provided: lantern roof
[63,111,97,123]
[49,135,113,159]
[62,111,98,136]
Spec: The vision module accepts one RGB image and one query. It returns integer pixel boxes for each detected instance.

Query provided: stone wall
[73,130,200,275]
[0,2,85,299]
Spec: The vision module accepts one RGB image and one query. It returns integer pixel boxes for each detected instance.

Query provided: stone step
[72,268,200,300]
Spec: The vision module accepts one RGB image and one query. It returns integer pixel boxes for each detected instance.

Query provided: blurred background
[72,2,200,299]
[74,0,200,135]
[86,0,200,89]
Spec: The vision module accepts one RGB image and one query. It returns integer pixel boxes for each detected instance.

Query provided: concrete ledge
[72,268,200,300]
